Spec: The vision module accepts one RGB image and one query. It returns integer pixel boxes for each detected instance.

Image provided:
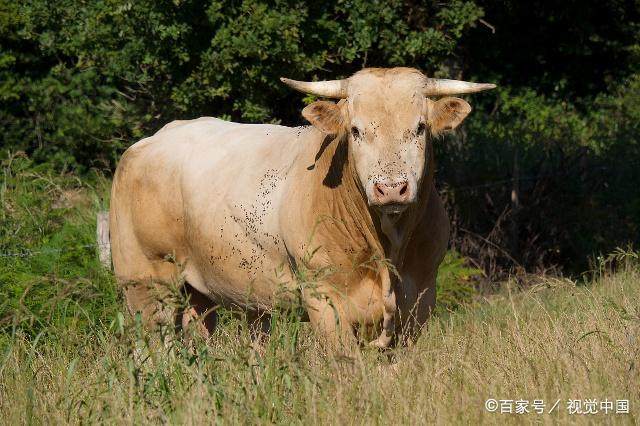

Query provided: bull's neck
[379,142,435,266]
[300,130,381,263]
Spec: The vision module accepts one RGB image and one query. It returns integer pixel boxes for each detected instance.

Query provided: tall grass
[1,262,638,423]
[0,154,638,424]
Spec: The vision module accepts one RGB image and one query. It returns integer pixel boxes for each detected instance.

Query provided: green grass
[0,154,638,424]
[0,153,117,340]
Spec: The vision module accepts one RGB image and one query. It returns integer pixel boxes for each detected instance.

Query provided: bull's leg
[111,205,181,329]
[414,272,437,326]
[302,287,357,355]
[116,256,182,329]
[246,310,271,342]
[396,273,436,344]
[179,282,217,338]
[245,310,271,362]
[116,250,217,347]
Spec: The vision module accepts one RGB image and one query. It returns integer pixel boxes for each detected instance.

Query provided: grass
[0,153,639,424]
[0,153,117,340]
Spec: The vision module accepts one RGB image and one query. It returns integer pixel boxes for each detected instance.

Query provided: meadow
[1,154,639,424]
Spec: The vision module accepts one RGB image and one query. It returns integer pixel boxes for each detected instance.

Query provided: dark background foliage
[1,0,639,276]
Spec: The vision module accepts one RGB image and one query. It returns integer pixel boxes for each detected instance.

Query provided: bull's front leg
[301,285,358,355]
[395,272,437,344]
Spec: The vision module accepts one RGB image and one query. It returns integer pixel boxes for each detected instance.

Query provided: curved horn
[424,78,496,96]
[280,77,348,99]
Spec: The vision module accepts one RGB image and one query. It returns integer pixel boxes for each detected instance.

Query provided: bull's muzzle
[373,180,411,205]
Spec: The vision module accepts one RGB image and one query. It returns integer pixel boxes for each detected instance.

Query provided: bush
[435,250,481,313]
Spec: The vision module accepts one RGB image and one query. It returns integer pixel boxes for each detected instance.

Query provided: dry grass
[1,263,638,425]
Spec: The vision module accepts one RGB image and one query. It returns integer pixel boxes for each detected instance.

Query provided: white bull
[109,67,495,349]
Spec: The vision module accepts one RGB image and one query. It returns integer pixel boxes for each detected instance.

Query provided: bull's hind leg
[110,232,178,327]
[119,258,181,328]
[112,233,217,340]
[179,282,218,338]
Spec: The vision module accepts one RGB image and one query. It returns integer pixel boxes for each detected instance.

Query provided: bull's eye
[416,122,426,136]
[351,126,361,139]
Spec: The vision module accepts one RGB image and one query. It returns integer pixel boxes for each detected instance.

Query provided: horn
[424,78,496,96]
[280,77,348,99]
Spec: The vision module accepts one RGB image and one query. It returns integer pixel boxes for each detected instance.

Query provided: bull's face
[346,78,429,213]
[282,68,495,214]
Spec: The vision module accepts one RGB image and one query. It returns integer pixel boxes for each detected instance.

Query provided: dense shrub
[1,0,639,273]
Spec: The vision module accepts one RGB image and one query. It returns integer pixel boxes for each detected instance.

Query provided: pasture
[1,153,638,424]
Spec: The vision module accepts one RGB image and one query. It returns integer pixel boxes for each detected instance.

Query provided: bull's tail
[97,210,112,270]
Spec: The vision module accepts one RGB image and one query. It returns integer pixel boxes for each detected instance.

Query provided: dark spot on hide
[323,138,348,189]
[307,135,334,171]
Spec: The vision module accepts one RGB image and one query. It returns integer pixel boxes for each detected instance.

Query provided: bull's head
[281,67,495,215]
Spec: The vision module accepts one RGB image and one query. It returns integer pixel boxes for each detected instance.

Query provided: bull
[109,67,495,349]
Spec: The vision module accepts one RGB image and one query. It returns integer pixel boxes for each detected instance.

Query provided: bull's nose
[373,180,411,205]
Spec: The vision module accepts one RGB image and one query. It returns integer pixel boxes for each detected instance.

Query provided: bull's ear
[427,97,471,135]
[302,100,344,135]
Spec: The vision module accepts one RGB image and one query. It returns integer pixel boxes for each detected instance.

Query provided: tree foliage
[0,0,483,167]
